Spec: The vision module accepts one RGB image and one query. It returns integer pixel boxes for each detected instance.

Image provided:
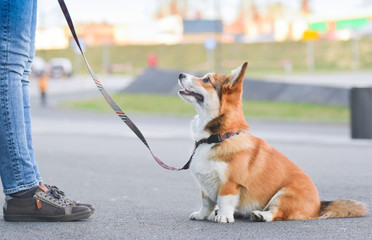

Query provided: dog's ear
[230,62,248,87]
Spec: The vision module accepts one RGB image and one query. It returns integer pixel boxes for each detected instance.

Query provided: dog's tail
[318,199,368,219]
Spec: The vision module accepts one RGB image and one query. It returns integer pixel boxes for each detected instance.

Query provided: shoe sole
[3,209,92,222]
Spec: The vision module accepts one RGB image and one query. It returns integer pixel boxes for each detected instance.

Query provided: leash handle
[57,0,186,171]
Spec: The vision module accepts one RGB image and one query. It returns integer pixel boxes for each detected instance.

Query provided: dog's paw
[251,211,264,222]
[215,214,234,223]
[189,211,208,221]
[251,210,272,222]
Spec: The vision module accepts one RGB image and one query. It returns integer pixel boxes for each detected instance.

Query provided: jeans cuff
[3,179,41,195]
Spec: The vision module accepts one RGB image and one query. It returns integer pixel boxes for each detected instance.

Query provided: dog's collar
[195,130,242,147]
[181,130,242,170]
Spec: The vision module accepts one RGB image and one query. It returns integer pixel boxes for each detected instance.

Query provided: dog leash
[57,0,241,171]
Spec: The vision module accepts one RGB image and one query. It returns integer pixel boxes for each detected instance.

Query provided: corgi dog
[178,62,367,223]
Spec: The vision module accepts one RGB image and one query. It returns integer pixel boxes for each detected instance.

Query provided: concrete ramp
[242,81,348,106]
[124,68,349,106]
[124,68,181,95]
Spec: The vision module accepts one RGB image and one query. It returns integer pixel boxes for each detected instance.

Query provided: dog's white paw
[189,211,208,221]
[215,214,234,223]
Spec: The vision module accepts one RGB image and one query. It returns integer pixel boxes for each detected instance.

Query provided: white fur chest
[190,143,228,202]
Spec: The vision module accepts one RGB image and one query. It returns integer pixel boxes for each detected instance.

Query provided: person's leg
[1,0,93,221]
[0,0,40,195]
[22,0,42,183]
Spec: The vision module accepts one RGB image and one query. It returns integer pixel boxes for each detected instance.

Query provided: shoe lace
[48,186,65,200]
[48,185,65,197]
[47,185,75,205]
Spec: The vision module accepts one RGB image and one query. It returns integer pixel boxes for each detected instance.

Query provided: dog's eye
[203,77,211,83]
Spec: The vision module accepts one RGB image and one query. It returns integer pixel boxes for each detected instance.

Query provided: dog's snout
[179,73,186,79]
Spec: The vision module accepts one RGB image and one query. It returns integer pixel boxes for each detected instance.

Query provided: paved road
[1,82,372,239]
[28,75,133,98]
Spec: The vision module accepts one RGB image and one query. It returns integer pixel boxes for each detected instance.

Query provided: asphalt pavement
[1,75,372,240]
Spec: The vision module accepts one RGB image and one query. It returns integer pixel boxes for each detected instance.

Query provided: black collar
[181,130,242,170]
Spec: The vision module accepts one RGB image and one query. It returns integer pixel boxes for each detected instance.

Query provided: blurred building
[35,0,372,49]
[309,16,372,40]
[114,15,183,45]
[223,0,310,42]
[182,19,223,43]
[74,23,115,46]
[35,27,69,50]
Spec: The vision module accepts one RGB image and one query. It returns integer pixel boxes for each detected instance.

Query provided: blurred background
[35,0,372,74]
[30,0,372,129]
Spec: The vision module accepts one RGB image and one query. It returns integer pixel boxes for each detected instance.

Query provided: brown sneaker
[3,185,92,222]
[45,185,95,214]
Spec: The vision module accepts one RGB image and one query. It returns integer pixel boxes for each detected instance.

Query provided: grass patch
[61,93,349,122]
[37,38,372,74]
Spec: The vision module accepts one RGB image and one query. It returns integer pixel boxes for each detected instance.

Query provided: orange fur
[187,62,367,221]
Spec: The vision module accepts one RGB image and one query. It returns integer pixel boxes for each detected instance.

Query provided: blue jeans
[0,0,42,194]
